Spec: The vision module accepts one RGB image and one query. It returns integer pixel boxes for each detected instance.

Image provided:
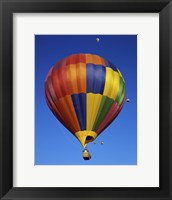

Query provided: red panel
[66,54,86,65]
[51,65,70,99]
[44,79,72,132]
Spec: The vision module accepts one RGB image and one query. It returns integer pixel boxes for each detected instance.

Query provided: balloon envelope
[44,53,126,147]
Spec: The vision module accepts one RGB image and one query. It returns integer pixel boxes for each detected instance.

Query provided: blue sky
[35,35,137,165]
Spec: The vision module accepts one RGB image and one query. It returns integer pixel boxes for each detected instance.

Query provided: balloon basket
[82,149,91,160]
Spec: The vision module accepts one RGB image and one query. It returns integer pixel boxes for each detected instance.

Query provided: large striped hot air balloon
[44,53,126,151]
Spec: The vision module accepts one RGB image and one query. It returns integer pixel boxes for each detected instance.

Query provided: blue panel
[105,60,118,72]
[71,93,86,130]
[86,64,106,94]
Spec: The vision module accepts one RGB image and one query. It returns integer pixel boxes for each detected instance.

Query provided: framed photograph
[0,0,172,199]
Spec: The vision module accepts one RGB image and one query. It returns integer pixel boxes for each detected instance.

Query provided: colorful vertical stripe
[86,64,106,94]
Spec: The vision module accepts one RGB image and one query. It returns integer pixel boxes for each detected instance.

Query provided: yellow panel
[75,130,97,147]
[103,68,120,100]
[117,69,125,83]
[86,93,102,130]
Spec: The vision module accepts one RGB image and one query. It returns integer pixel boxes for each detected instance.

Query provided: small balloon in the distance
[126,98,130,102]
[96,38,100,42]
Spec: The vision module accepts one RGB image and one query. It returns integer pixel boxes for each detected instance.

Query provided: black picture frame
[0,0,172,199]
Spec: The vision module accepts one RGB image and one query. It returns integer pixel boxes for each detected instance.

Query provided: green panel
[115,77,125,106]
[92,96,114,132]
[118,83,126,106]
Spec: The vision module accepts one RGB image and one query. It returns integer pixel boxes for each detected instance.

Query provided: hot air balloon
[126,98,130,102]
[96,38,100,42]
[44,53,126,158]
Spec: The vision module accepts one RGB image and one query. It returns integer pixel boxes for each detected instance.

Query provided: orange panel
[57,95,81,133]
[86,54,106,66]
[66,63,86,94]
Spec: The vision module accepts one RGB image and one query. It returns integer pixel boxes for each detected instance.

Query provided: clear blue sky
[35,35,137,165]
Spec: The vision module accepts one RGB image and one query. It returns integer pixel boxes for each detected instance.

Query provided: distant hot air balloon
[44,53,126,154]
[126,98,130,102]
[96,38,100,42]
